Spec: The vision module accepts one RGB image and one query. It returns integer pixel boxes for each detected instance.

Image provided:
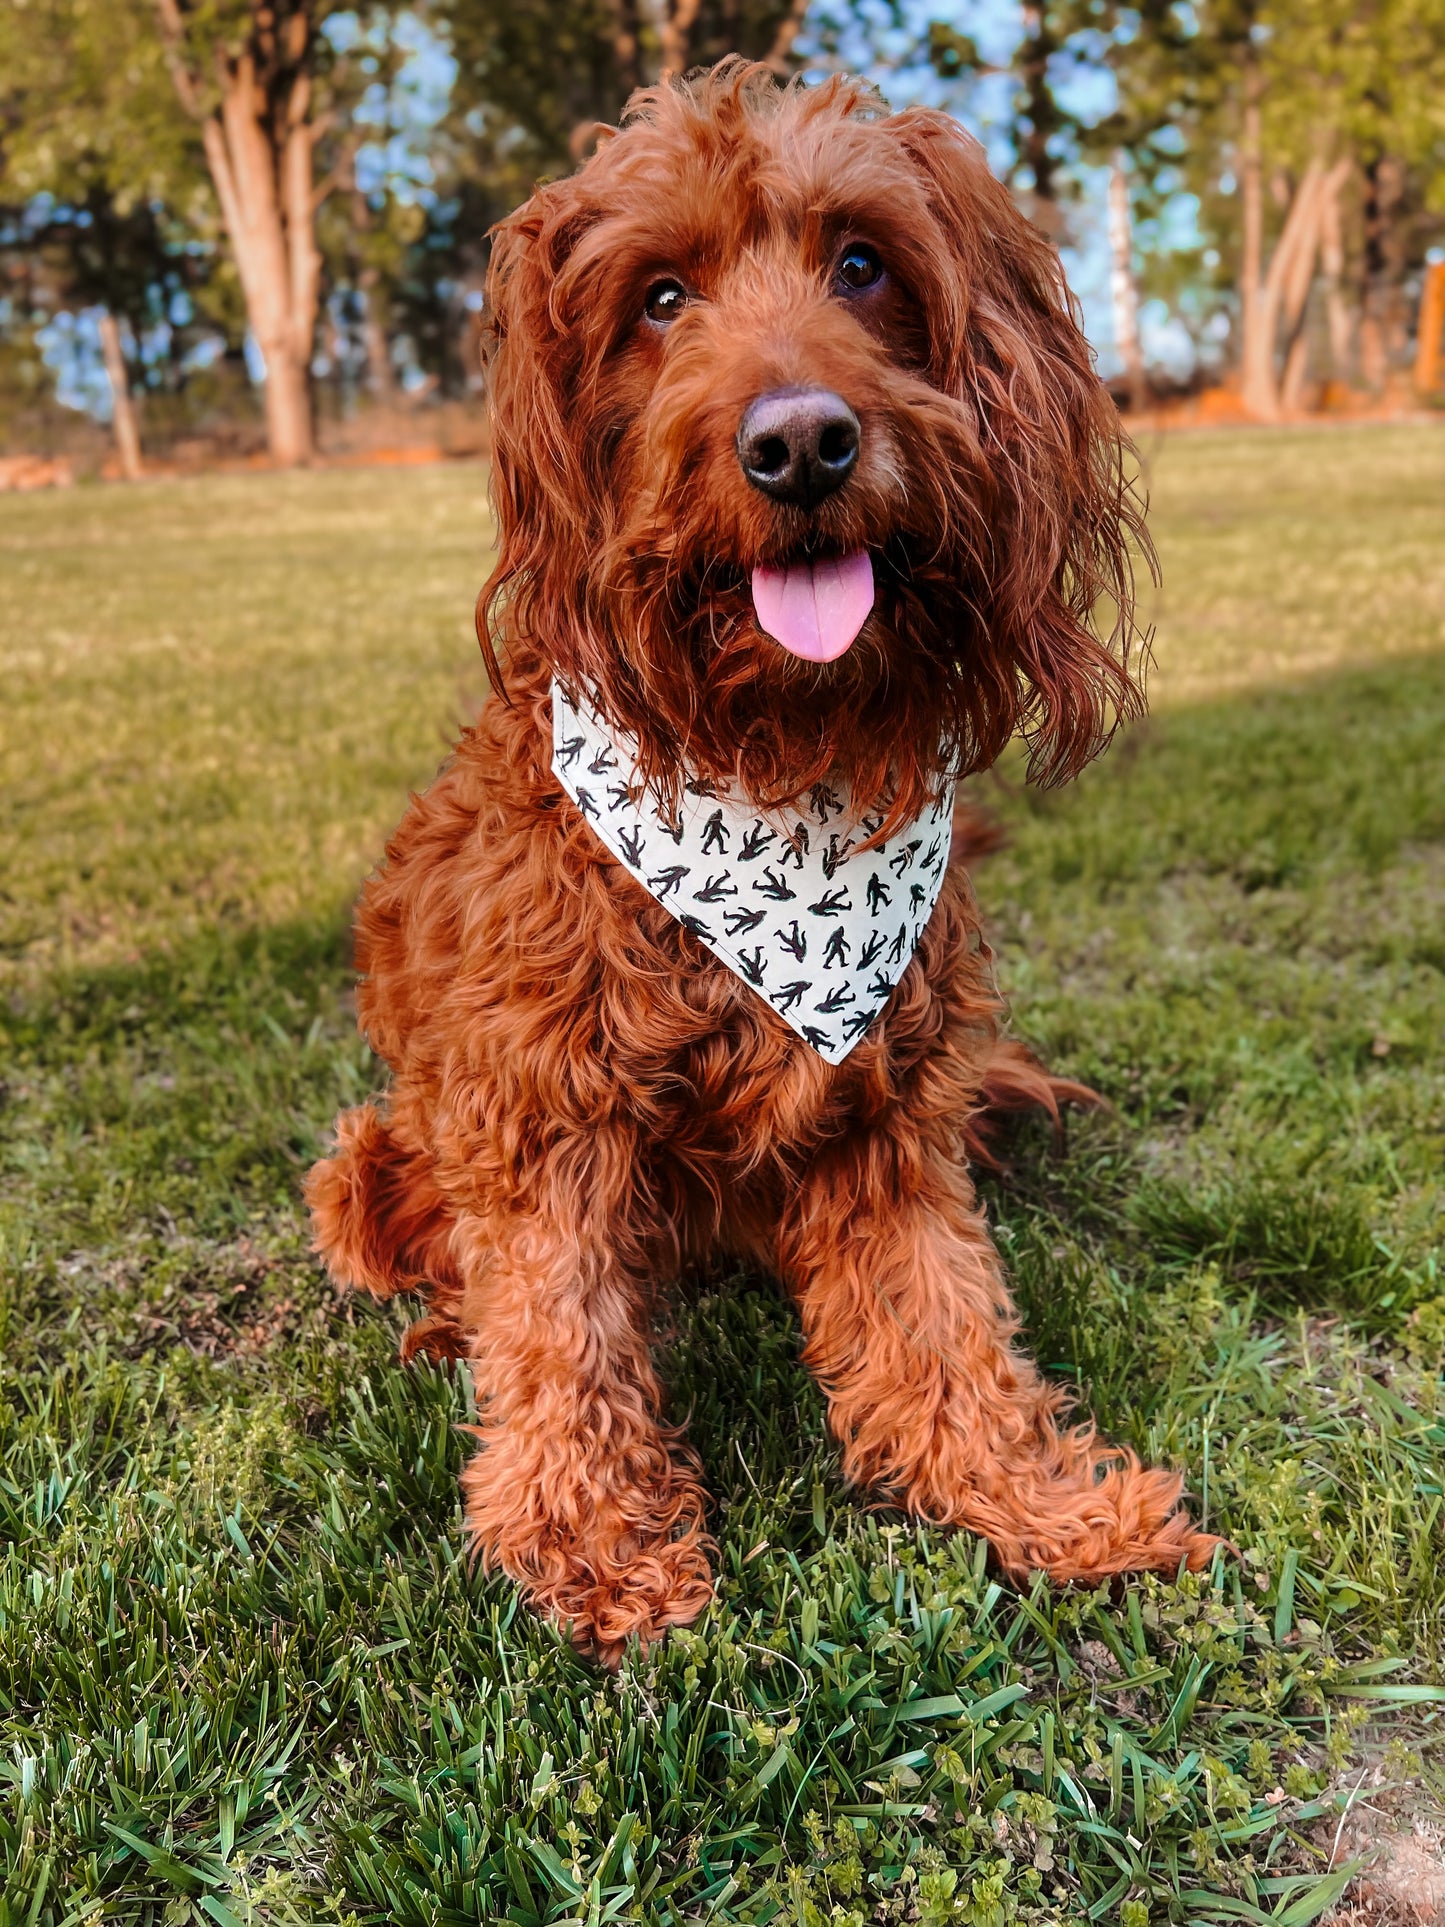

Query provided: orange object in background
[1416,260,1445,398]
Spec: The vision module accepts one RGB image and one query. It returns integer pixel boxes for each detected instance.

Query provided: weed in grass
[0,428,1441,1923]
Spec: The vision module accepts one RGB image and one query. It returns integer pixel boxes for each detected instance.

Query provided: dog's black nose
[736,388,860,508]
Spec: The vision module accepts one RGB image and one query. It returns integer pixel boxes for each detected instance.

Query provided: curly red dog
[307,61,1216,1664]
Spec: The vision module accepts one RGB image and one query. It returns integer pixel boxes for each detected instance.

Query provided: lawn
[1,424,1442,1926]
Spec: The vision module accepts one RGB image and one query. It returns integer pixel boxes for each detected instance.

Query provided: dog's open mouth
[751,549,874,663]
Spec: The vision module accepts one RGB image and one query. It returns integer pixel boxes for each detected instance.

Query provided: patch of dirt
[1324,1787,1445,1924]
[106,1233,355,1360]
[1071,1639,1156,1721]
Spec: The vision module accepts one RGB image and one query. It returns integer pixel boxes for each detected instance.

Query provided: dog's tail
[306,1103,468,1360]
[964,1038,1100,1173]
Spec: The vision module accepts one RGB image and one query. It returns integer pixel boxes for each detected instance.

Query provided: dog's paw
[542,1529,717,1667]
[463,1449,716,1666]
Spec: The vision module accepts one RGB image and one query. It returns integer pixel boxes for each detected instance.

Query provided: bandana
[551,679,953,1064]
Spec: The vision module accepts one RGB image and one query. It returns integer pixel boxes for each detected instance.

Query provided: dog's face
[481,62,1151,826]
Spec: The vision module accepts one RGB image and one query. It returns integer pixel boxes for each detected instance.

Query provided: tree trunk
[159,4,321,467]
[97,310,143,480]
[1238,50,1268,414]
[766,0,811,72]
[1242,155,1340,421]
[1320,172,1353,387]
[1417,261,1445,398]
[607,0,642,97]
[1278,159,1350,415]
[1280,316,1312,416]
[1359,153,1406,394]
[281,68,321,442]
[359,267,395,402]
[1107,153,1145,411]
[1017,3,1063,236]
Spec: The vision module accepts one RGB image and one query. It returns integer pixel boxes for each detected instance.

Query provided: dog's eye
[836,244,884,293]
[644,279,689,323]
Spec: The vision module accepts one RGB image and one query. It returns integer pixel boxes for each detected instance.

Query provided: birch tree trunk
[157,3,322,467]
[1320,171,1353,387]
[1016,2,1064,236]
[97,311,143,480]
[1278,160,1349,415]
[1279,308,1311,415]
[766,0,812,72]
[203,57,318,464]
[1241,154,1344,421]
[1107,153,1145,411]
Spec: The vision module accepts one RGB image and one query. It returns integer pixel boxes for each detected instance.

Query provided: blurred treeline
[1,0,1443,473]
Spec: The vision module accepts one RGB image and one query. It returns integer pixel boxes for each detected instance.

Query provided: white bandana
[551,680,953,1064]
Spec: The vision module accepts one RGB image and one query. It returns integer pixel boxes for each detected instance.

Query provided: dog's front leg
[776,1133,1218,1583]
[455,1192,714,1665]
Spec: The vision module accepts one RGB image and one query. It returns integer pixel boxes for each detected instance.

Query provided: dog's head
[480,60,1151,827]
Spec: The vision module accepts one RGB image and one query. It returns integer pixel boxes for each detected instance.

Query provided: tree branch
[311,126,360,211]
[766,0,811,75]
[153,0,207,122]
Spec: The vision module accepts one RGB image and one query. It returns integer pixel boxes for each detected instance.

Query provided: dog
[307,61,1217,1665]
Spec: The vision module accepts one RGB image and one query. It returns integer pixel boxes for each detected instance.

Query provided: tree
[924,3,1186,394]
[390,0,821,395]
[0,0,210,473]
[151,2,416,465]
[1329,1,1445,395]
[4,0,445,463]
[926,10,1074,235]
[1107,152,1145,405]
[16,192,195,477]
[1100,0,1445,415]
[1013,3,1069,226]
[434,0,818,214]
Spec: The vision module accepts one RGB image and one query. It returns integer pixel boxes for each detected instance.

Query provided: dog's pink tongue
[751,550,874,662]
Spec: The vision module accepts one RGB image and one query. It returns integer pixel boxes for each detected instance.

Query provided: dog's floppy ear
[476,174,598,692]
[887,107,1153,785]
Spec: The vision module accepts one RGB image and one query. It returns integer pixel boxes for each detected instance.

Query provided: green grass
[1,426,1442,1925]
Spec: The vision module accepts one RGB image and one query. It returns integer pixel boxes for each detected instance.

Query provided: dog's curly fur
[307,61,1218,1664]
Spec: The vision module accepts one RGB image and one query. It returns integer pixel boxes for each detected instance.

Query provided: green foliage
[925,5,1119,215]
[1087,0,1445,344]
[0,430,1442,1920]
[0,0,226,385]
[0,2,450,421]
[0,0,202,211]
[432,0,818,226]
[922,2,1445,370]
